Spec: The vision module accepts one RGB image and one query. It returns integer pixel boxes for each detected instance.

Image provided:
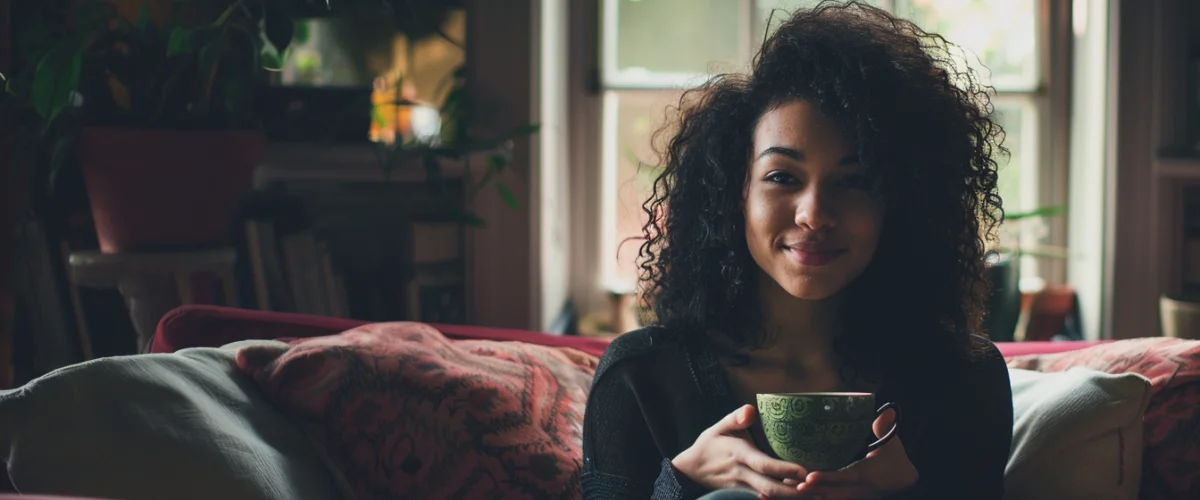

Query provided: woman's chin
[780,283,845,301]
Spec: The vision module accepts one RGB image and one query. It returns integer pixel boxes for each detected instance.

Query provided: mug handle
[864,402,901,453]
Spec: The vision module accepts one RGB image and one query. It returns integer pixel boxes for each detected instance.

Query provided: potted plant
[370,63,540,226]
[984,206,1068,341]
[346,0,539,226]
[3,0,300,253]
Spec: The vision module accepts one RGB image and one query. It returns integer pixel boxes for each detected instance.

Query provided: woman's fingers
[739,468,804,499]
[741,447,808,481]
[804,469,863,487]
[872,407,897,438]
[708,404,758,435]
[796,481,876,499]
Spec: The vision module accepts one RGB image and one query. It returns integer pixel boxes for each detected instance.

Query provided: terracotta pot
[79,128,264,253]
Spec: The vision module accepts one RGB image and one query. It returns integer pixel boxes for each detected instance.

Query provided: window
[597,0,1050,292]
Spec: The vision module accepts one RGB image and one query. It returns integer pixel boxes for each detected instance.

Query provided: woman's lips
[783,246,846,266]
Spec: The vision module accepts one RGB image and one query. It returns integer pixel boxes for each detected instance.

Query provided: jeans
[697,489,761,500]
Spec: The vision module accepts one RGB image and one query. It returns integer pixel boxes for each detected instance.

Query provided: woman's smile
[780,244,847,267]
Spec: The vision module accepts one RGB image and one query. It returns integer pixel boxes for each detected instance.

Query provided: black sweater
[580,327,1013,499]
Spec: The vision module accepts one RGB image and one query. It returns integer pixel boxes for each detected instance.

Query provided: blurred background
[1,0,1198,386]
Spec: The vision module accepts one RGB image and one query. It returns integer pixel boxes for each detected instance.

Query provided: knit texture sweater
[580,326,1013,499]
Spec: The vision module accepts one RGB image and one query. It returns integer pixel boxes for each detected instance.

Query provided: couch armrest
[151,305,612,357]
[996,340,1107,359]
[151,306,368,354]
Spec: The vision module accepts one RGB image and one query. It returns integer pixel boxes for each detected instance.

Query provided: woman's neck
[750,275,845,369]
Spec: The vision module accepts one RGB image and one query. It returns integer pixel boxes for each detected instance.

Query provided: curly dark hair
[637,1,1005,376]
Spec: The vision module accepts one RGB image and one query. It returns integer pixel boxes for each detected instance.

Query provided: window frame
[568,0,1071,318]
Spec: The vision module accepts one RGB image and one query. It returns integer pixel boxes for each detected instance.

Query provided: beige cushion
[0,341,355,500]
[1005,367,1152,500]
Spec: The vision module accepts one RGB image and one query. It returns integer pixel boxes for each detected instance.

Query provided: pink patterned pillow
[1007,338,1200,499]
[236,322,598,499]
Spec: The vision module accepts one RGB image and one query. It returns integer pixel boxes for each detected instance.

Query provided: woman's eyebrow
[754,147,859,166]
[755,146,802,161]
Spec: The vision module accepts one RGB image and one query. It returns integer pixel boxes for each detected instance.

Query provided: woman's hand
[795,408,918,499]
[672,405,809,499]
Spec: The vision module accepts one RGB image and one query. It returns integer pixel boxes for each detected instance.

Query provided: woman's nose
[794,185,837,231]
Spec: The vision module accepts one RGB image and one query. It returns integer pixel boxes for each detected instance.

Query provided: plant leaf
[462,211,487,228]
[487,154,506,172]
[293,19,311,44]
[261,46,284,72]
[474,154,504,190]
[136,3,151,33]
[511,123,541,136]
[31,39,84,124]
[167,27,193,57]
[496,182,519,210]
[1005,205,1065,221]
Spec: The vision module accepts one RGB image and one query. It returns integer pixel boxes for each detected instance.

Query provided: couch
[146,305,1097,360]
[1,304,1195,499]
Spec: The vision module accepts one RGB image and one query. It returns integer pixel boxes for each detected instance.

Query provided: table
[68,248,238,352]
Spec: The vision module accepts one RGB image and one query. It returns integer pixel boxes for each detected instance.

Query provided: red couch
[162,307,1200,499]
[0,305,1128,498]
[154,304,1098,359]
[151,305,614,357]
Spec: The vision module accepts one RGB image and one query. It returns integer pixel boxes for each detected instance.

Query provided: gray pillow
[1006,367,1152,500]
[0,341,354,500]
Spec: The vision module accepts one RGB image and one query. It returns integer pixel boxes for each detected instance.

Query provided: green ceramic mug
[755,392,901,472]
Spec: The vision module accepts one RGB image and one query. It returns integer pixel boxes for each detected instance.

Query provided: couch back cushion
[0,343,352,500]
[153,305,612,357]
[236,322,599,499]
[1007,338,1200,499]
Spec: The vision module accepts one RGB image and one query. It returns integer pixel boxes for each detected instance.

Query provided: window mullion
[600,0,619,90]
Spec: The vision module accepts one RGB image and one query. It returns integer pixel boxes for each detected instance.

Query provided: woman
[581,2,1013,499]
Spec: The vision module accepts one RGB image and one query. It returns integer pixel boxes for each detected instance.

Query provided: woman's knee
[697,489,761,500]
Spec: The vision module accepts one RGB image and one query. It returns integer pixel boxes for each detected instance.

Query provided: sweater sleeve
[898,341,1013,499]
[580,350,708,500]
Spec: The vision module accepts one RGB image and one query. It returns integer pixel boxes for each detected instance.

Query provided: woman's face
[744,99,885,301]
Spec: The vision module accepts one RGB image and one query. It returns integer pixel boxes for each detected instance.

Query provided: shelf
[255,142,497,185]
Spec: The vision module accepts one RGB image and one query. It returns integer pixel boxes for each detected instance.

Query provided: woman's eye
[765,171,797,185]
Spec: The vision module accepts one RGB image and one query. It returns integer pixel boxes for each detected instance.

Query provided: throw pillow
[1008,338,1200,499]
[1005,368,1151,500]
[0,341,353,500]
[236,322,598,499]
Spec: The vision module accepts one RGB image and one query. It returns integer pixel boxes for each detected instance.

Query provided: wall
[1107,1,1164,339]
[567,0,607,318]
[463,0,538,329]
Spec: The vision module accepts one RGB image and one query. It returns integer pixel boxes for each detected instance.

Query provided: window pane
[893,0,1039,91]
[752,0,1038,92]
[754,0,889,44]
[606,90,683,290]
[993,102,1026,214]
[608,0,746,85]
[991,97,1044,282]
